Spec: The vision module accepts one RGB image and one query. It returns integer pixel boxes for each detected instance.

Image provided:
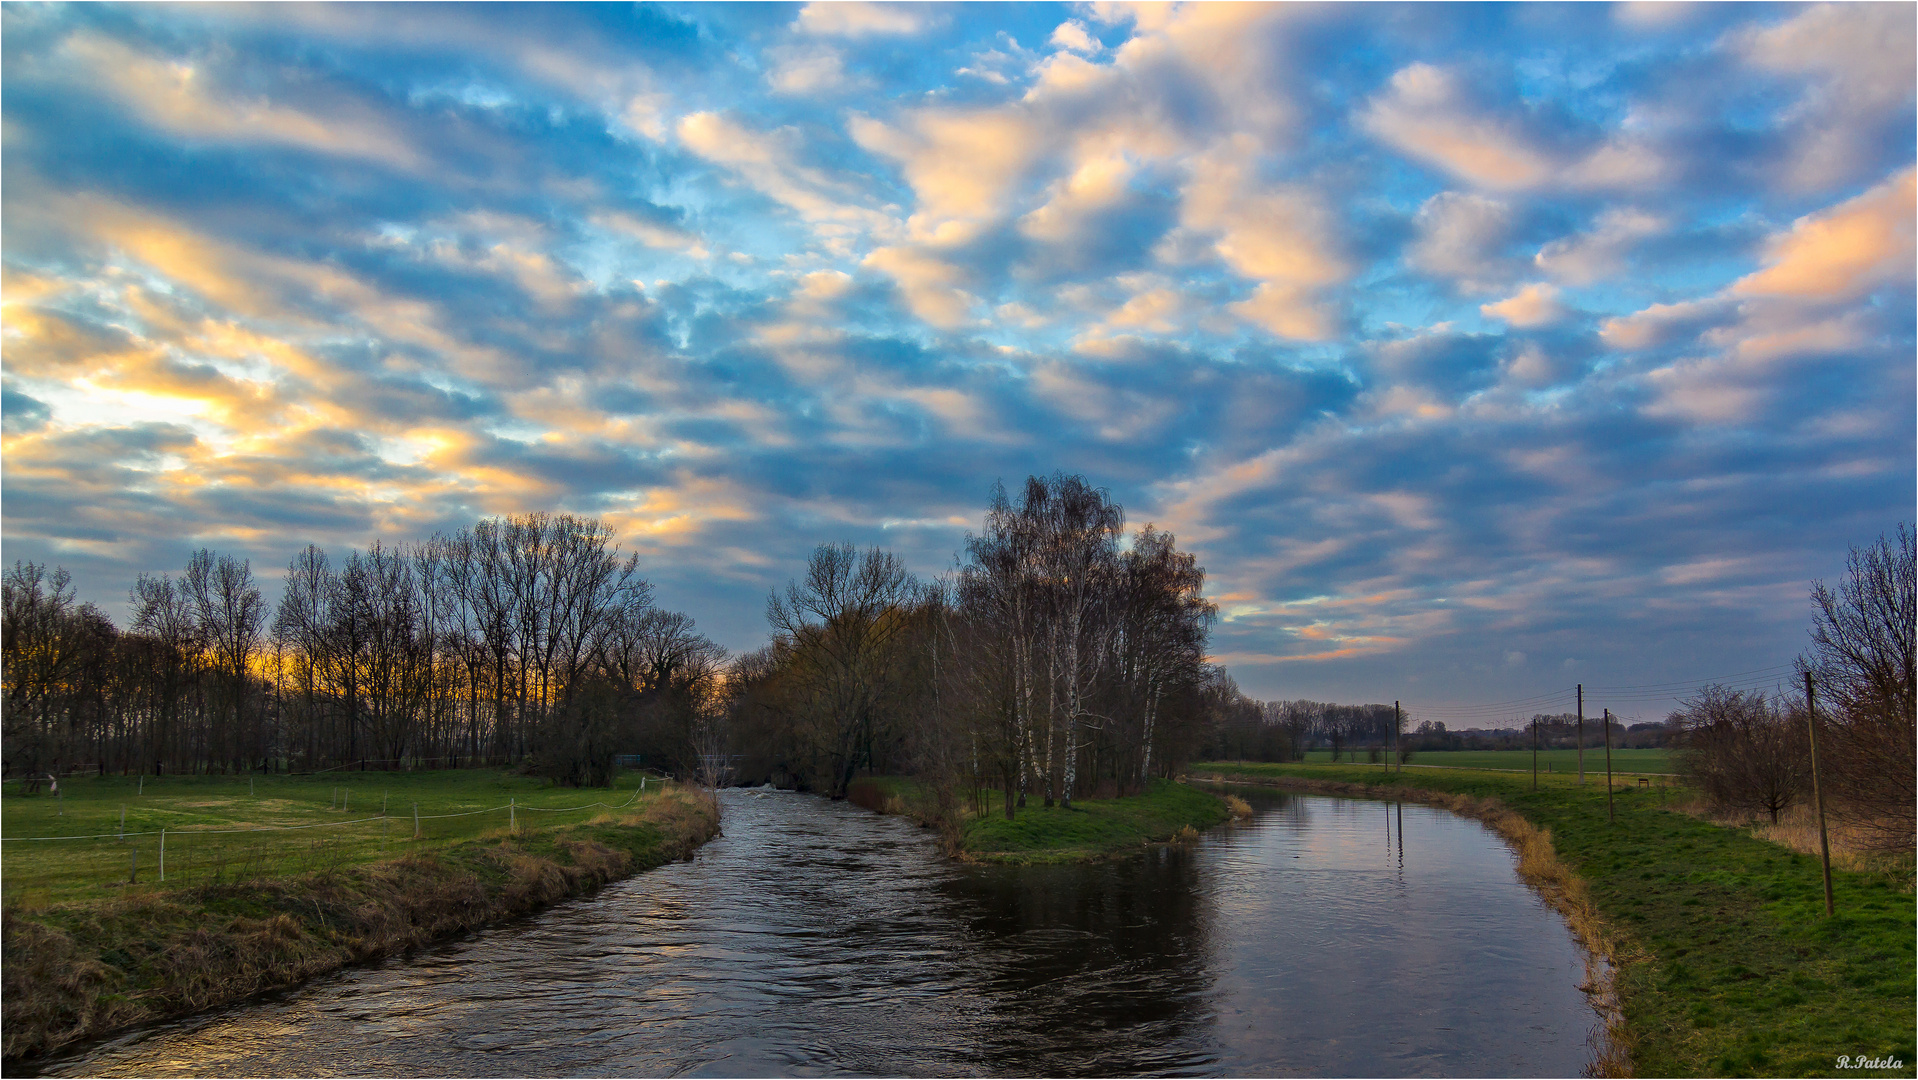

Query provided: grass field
[3,777,718,1060]
[1193,760,1915,1079]
[1304,747,1676,773]
[1,768,664,906]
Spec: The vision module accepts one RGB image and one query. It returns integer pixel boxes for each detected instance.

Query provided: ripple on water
[38,786,1598,1078]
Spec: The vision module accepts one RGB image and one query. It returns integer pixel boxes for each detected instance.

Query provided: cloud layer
[4,2,1911,722]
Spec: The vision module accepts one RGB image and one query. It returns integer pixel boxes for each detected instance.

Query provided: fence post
[130,848,138,884]
[1603,708,1615,824]
[414,803,420,839]
[160,829,166,882]
[510,798,516,833]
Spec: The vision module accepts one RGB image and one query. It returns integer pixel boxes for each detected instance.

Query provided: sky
[3,2,1913,727]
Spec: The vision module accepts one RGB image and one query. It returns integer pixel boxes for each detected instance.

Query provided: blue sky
[3,2,1912,725]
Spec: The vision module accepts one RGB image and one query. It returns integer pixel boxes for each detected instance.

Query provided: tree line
[726,474,1225,823]
[2,513,727,786]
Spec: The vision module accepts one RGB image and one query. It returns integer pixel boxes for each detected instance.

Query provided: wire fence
[1,777,659,907]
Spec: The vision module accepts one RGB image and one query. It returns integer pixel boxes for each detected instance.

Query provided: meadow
[1,768,663,907]
[1304,746,1675,774]
[1193,760,1915,1079]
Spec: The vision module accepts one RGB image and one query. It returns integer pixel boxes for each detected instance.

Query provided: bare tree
[1675,685,1809,824]
[1802,524,1916,847]
[767,543,919,798]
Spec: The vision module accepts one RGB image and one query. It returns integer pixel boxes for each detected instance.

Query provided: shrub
[1674,686,1809,824]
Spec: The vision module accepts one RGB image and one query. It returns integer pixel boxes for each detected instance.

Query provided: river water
[39,785,1599,1077]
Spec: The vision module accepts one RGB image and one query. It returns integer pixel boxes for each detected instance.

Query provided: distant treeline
[729,474,1227,819]
[3,513,727,785]
[1205,705,1676,764]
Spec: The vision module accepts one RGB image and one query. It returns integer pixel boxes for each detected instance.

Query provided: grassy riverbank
[847,776,1230,863]
[1,780,719,1063]
[1193,761,1914,1079]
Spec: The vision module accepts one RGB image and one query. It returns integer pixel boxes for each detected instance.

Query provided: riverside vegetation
[847,775,1230,862]
[1,771,719,1062]
[1193,760,1915,1079]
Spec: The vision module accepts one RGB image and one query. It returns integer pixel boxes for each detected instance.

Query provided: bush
[1675,685,1809,824]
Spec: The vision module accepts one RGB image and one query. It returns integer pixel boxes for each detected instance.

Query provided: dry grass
[1222,794,1253,819]
[1199,772,1633,1077]
[1725,804,1915,891]
[2,785,719,1063]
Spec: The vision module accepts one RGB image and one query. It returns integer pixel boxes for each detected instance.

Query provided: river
[38,784,1600,1077]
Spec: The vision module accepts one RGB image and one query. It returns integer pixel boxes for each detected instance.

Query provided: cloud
[795,2,935,38]
[1735,3,1917,192]
[1481,283,1565,328]
[677,112,893,243]
[1180,143,1348,340]
[58,32,424,171]
[1406,191,1517,293]
[1533,207,1666,285]
[1732,167,1916,302]
[860,246,976,328]
[1361,62,1667,193]
[1360,64,1558,190]
[1049,20,1103,55]
[766,44,865,96]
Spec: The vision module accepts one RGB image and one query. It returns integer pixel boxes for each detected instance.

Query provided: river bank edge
[1189,768,1632,1077]
[1192,762,1918,1080]
[0,785,721,1066]
[846,776,1233,864]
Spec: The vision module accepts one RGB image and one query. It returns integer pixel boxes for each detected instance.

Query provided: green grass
[959,778,1229,863]
[1194,760,1915,1079]
[3,782,719,1061]
[1,769,664,906]
[1303,747,1675,773]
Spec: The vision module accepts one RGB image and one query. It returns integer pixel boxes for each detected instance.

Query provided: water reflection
[36,785,1596,1078]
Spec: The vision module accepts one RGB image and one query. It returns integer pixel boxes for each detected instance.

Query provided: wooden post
[1576,684,1585,786]
[1603,708,1615,824]
[1804,672,1835,917]
[130,847,138,884]
[1393,701,1401,774]
[160,829,166,882]
[414,803,420,839]
[510,798,516,833]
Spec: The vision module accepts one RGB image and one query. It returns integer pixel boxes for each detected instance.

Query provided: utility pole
[1804,672,1835,917]
[1394,701,1401,774]
[1576,684,1585,786]
[1603,708,1615,824]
